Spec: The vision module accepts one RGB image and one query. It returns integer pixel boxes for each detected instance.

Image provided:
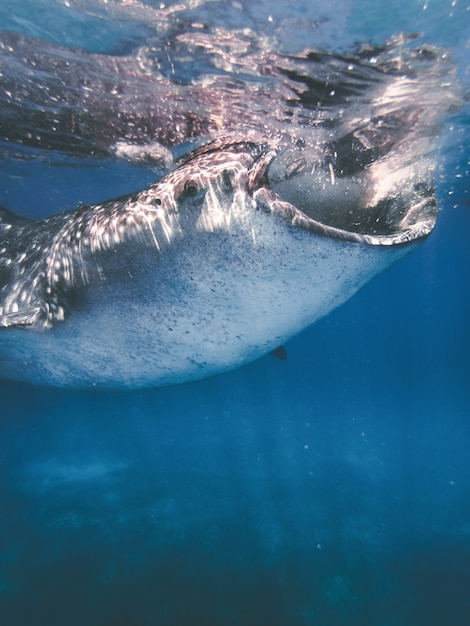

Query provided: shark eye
[183,180,198,196]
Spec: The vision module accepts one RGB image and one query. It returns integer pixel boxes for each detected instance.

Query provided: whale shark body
[0,32,459,388]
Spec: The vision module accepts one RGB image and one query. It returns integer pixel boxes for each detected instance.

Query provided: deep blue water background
[1,1,469,625]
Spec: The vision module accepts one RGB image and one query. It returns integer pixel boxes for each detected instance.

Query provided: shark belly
[0,211,409,389]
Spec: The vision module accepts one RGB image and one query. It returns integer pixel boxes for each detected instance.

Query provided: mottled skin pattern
[0,133,438,330]
[0,140,267,328]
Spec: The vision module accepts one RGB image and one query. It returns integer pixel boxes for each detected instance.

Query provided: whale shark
[0,33,459,388]
[0,131,442,388]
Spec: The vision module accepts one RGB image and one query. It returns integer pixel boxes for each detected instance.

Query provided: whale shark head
[143,120,438,256]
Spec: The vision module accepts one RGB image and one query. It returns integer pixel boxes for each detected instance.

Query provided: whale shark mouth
[261,137,439,247]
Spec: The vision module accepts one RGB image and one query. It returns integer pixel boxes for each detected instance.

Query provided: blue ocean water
[0,1,469,625]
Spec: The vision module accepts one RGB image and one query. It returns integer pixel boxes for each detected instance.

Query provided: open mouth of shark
[263,146,439,247]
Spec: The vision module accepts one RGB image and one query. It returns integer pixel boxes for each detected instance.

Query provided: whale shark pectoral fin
[0,207,53,329]
[270,345,288,360]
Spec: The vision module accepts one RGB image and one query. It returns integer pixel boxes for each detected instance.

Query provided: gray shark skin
[0,32,459,388]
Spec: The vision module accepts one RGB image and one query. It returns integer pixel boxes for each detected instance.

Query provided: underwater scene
[0,0,469,624]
